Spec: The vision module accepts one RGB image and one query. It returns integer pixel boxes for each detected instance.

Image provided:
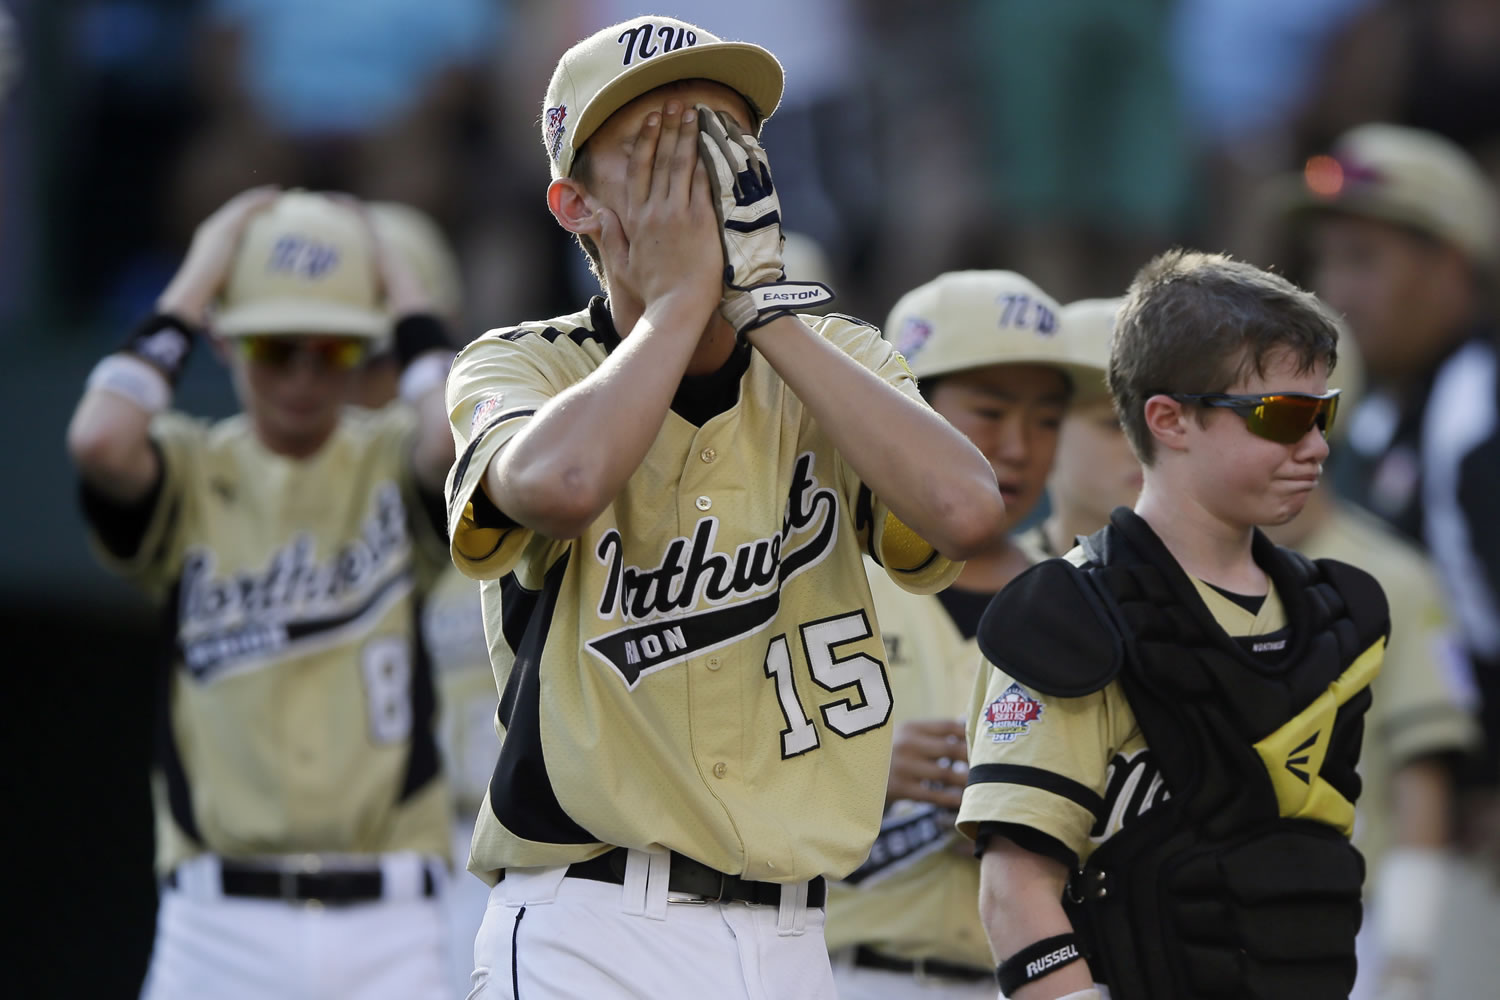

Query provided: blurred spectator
[170,0,497,263]
[965,0,1194,302]
[1,3,19,103]
[1396,0,1500,179]
[859,1,990,319]
[44,0,204,327]
[1171,0,1387,261]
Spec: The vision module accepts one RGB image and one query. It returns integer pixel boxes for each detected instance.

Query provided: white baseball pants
[468,850,836,999]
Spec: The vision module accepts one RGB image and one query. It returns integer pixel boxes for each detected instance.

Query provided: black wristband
[393,313,452,368]
[122,313,198,385]
[996,934,1087,995]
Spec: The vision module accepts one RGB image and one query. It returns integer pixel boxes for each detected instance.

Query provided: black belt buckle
[668,867,726,905]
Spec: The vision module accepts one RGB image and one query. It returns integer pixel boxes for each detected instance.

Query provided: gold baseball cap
[887,271,1108,401]
[542,15,783,179]
[1060,297,1122,400]
[215,191,389,340]
[368,201,464,321]
[1278,123,1498,263]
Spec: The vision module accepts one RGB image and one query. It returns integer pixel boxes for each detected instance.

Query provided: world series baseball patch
[545,106,568,162]
[471,393,505,432]
[985,682,1044,743]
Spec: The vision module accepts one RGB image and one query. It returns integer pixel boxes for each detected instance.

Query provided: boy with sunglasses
[67,188,457,999]
[824,271,1106,999]
[959,249,1388,1000]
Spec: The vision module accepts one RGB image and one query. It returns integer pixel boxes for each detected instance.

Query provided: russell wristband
[996,934,1087,995]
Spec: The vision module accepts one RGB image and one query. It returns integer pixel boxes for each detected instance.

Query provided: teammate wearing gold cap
[67,188,458,999]
[1017,299,1141,562]
[445,14,1005,999]
[824,271,1104,998]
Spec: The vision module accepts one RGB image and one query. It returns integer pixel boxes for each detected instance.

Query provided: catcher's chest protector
[1066,510,1388,1000]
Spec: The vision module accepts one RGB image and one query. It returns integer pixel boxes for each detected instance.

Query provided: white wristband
[398,351,452,402]
[1373,847,1451,964]
[1001,990,1101,1000]
[86,353,171,413]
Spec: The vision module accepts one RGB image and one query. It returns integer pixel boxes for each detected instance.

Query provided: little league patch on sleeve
[471,394,505,432]
[985,682,1044,742]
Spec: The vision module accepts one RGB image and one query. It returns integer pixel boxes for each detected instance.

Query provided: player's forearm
[980,841,1095,999]
[485,294,711,537]
[1392,757,1454,848]
[67,388,160,502]
[748,316,1006,559]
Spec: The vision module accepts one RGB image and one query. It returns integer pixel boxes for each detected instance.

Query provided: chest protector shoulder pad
[996,508,1387,1000]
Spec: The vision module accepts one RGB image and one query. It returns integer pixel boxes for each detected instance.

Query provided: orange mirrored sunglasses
[1169,390,1341,444]
[236,336,369,372]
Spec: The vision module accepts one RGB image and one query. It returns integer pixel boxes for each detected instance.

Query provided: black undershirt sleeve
[973,820,1079,870]
[77,442,166,559]
[469,479,517,530]
[414,483,449,539]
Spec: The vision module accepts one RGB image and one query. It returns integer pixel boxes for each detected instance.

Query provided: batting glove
[696,106,833,336]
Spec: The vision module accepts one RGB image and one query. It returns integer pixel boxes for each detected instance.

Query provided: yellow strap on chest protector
[1252,638,1384,836]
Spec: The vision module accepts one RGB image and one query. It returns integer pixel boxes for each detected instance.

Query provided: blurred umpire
[1280,124,1500,787]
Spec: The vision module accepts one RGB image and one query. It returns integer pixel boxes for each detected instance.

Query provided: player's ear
[548,179,601,240]
[1143,393,1191,454]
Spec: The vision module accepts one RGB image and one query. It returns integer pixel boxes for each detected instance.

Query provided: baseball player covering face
[444,14,1006,1000]
[67,189,459,999]
[824,271,1106,999]
[961,251,1388,1000]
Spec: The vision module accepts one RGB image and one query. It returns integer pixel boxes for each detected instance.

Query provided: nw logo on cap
[997,293,1057,335]
[617,22,698,66]
[268,235,340,279]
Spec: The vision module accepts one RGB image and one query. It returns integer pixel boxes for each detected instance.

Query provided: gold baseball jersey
[445,299,961,885]
[824,557,1036,968]
[1294,504,1479,878]
[90,406,452,873]
[421,564,498,815]
[957,547,1289,864]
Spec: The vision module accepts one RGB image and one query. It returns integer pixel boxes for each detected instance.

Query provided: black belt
[562,848,826,908]
[853,945,996,984]
[166,861,437,905]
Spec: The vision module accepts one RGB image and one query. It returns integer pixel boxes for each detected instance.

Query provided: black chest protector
[978,508,1389,1000]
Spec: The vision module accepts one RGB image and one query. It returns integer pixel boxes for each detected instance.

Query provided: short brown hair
[1109,249,1339,465]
